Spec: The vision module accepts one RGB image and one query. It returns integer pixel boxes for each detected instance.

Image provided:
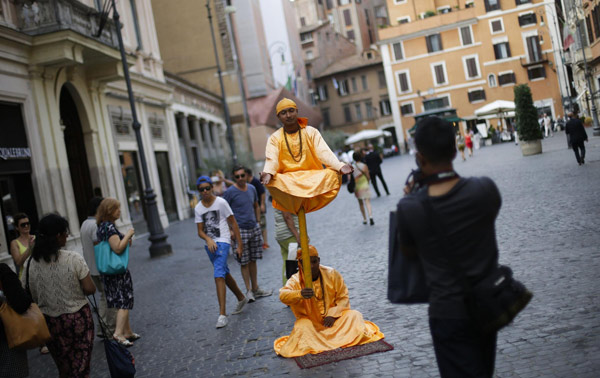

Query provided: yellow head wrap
[276,98,297,115]
[296,245,319,260]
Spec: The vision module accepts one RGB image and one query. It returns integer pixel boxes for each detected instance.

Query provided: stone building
[378,0,567,144]
[0,0,197,264]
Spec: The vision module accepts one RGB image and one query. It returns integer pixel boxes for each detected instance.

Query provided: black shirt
[565,118,588,144]
[396,177,501,319]
[364,151,382,172]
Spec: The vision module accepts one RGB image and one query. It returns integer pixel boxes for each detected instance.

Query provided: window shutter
[393,42,403,60]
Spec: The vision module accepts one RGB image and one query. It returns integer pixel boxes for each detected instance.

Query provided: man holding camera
[395,117,502,377]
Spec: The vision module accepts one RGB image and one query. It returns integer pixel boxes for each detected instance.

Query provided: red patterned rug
[294,340,394,369]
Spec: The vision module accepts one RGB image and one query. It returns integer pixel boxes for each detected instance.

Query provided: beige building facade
[0,0,194,265]
[313,52,396,141]
[379,0,566,144]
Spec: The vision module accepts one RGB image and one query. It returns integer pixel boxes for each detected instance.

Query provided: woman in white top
[23,213,96,378]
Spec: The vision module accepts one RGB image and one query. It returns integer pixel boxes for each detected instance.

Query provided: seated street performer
[261,98,353,214]
[274,245,384,357]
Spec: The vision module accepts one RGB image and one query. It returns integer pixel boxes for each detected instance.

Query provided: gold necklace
[283,128,303,162]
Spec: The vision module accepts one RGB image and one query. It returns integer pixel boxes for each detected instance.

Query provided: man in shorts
[223,166,273,302]
[245,167,269,249]
[195,176,249,328]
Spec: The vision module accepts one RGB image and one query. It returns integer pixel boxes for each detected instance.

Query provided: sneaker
[253,287,273,298]
[246,290,256,303]
[216,315,228,328]
[232,297,249,314]
[370,218,375,226]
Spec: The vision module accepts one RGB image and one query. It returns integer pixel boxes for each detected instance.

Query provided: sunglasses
[198,186,212,192]
[19,222,30,228]
[234,174,246,179]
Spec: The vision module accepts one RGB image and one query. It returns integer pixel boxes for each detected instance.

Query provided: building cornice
[378,18,478,45]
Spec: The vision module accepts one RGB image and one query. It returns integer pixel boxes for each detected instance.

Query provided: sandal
[113,335,134,347]
[126,333,141,341]
[40,345,50,354]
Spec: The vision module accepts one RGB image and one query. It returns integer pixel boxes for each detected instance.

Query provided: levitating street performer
[261,98,353,213]
[274,245,384,357]
[261,98,353,286]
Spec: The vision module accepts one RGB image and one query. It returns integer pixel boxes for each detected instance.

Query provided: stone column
[176,113,196,180]
[201,118,216,159]
[190,116,206,163]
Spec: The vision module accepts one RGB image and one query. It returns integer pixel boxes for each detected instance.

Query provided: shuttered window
[426,34,443,53]
[460,26,473,46]
[498,72,516,85]
[493,42,511,59]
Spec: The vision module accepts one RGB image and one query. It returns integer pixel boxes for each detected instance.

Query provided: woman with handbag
[95,198,138,347]
[0,263,31,378]
[23,213,97,378]
[352,151,374,225]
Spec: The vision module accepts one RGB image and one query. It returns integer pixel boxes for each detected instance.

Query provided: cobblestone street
[28,131,600,377]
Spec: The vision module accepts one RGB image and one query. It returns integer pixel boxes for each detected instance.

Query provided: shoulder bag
[387,208,430,304]
[0,258,51,350]
[95,223,129,275]
[88,295,136,378]
[420,197,533,334]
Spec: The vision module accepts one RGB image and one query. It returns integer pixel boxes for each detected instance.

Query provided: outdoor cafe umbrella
[474,100,516,133]
[474,100,515,117]
[344,129,392,145]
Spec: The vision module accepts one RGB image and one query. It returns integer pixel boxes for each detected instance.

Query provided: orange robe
[274,265,384,357]
[263,125,344,214]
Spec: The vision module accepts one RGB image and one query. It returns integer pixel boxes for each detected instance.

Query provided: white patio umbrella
[344,129,392,145]
[474,100,515,117]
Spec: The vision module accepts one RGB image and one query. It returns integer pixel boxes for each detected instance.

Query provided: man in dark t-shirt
[363,144,390,197]
[395,117,501,378]
[245,168,269,249]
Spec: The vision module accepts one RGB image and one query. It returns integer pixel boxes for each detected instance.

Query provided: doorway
[60,86,94,226]
[155,152,178,222]
[119,151,148,235]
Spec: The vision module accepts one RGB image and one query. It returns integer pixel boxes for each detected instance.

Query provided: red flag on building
[563,22,575,51]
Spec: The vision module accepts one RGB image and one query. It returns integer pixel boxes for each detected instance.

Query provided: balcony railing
[15,0,117,48]
[520,52,549,67]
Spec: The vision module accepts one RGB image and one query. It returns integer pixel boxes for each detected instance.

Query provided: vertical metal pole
[111,0,172,257]
[206,0,238,164]
[297,207,312,289]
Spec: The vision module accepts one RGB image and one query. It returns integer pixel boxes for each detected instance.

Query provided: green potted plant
[514,84,543,156]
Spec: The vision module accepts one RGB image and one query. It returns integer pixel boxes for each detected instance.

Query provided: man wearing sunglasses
[223,167,273,303]
[195,176,249,328]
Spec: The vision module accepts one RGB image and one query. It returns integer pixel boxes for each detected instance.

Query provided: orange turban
[276,98,297,115]
[296,245,319,260]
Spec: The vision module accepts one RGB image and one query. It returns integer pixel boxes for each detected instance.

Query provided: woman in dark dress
[95,198,139,347]
[0,263,30,378]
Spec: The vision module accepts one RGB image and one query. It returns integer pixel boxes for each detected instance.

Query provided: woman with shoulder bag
[352,151,374,225]
[0,263,31,378]
[96,198,138,347]
[22,213,96,378]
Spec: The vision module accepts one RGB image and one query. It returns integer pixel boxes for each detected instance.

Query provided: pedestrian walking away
[352,152,374,225]
[195,176,249,328]
[543,113,553,138]
[565,112,589,165]
[95,198,139,348]
[465,130,474,157]
[23,213,97,378]
[456,134,466,161]
[364,144,390,197]
[223,166,273,303]
[394,117,507,378]
[80,197,117,337]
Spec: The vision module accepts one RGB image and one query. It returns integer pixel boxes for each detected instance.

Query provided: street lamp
[105,0,172,257]
[206,0,238,165]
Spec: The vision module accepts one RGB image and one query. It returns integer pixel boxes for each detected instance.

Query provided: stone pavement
[28,130,600,377]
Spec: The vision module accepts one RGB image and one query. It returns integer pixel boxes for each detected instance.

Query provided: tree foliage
[514,84,542,141]
[321,129,348,152]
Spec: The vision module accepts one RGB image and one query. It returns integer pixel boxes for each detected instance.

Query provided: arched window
[488,74,497,88]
